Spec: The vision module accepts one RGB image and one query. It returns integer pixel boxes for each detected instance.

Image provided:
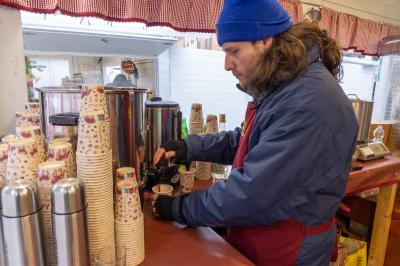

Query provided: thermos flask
[0,180,6,265]
[1,180,46,266]
[52,178,90,266]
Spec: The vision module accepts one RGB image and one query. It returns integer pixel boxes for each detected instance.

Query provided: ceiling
[22,28,176,58]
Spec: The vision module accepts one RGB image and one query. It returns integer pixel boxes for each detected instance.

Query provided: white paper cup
[152,184,173,196]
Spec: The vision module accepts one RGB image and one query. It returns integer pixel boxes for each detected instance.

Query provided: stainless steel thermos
[0,181,6,266]
[52,178,90,266]
[1,180,46,266]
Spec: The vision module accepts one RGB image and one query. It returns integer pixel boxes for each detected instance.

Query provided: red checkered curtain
[320,7,400,56]
[350,18,382,55]
[320,8,357,49]
[279,0,303,23]
[0,0,224,32]
[0,0,303,32]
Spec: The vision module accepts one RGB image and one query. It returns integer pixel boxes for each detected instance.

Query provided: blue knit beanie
[216,0,293,46]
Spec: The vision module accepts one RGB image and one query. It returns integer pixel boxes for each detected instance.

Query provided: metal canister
[145,97,182,169]
[0,180,6,266]
[348,94,374,143]
[1,180,46,266]
[52,178,90,266]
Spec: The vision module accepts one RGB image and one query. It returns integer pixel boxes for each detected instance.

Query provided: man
[152,0,358,265]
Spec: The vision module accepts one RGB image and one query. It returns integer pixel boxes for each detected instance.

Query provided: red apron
[227,102,336,265]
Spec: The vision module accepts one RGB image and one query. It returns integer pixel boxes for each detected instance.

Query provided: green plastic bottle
[181,117,189,138]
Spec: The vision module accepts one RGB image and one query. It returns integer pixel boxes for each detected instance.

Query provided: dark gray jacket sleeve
[172,108,346,227]
[184,127,242,165]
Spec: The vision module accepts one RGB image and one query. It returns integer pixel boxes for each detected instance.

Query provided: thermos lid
[146,97,179,108]
[1,180,41,217]
[52,178,87,214]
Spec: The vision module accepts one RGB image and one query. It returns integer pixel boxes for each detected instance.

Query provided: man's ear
[262,38,272,50]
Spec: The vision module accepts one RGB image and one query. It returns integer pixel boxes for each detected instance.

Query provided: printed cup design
[47,143,76,178]
[77,110,110,155]
[24,102,41,115]
[116,167,136,182]
[0,144,8,181]
[205,114,218,134]
[38,161,66,186]
[115,179,142,223]
[16,126,46,163]
[6,139,38,182]
[190,103,204,123]
[15,112,40,127]
[179,169,196,193]
[80,84,106,112]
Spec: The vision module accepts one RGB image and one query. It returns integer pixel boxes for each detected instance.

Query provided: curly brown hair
[247,21,343,99]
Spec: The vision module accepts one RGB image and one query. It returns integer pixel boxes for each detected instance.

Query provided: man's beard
[236,83,265,100]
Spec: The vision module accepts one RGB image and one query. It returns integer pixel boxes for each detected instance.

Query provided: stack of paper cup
[80,84,106,112]
[80,84,111,157]
[115,179,145,265]
[24,102,41,115]
[6,139,39,182]
[189,103,204,135]
[15,112,41,127]
[195,114,218,181]
[16,126,46,163]
[77,111,110,155]
[77,150,114,263]
[195,162,212,181]
[38,161,66,266]
[0,144,8,182]
[77,88,114,262]
[205,114,218,134]
[179,168,196,193]
[47,142,76,178]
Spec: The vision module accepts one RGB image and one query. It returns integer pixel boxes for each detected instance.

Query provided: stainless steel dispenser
[1,180,46,266]
[145,97,182,169]
[38,81,149,184]
[52,178,90,266]
[348,94,374,143]
[144,97,181,190]
[105,75,149,184]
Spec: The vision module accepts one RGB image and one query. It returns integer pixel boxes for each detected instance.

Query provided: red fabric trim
[0,0,303,33]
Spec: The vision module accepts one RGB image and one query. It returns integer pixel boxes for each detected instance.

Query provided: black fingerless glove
[154,195,175,221]
[162,139,188,163]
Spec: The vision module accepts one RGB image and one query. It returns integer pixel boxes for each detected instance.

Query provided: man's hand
[153,140,188,166]
[153,148,176,166]
[151,194,175,221]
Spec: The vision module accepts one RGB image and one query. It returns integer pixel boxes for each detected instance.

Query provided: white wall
[168,47,252,130]
[0,7,28,135]
[341,62,377,101]
[158,49,171,100]
[136,61,156,91]
[26,55,70,88]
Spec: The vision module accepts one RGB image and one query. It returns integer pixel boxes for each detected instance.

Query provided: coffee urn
[1,180,46,266]
[144,97,181,189]
[52,178,90,266]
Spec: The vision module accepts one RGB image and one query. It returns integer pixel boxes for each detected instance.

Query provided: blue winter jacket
[171,50,358,230]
